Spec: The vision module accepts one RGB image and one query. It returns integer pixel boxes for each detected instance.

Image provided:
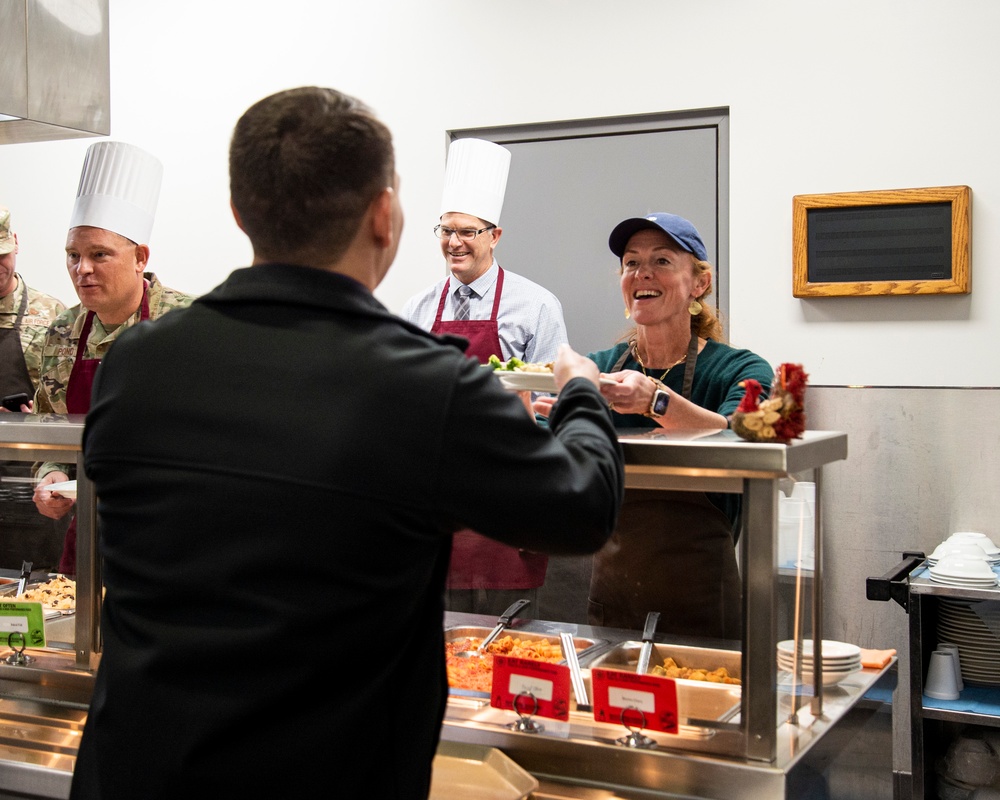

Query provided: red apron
[58,286,150,575]
[431,269,548,590]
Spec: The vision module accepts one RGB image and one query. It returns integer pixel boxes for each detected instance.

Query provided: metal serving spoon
[451,598,531,659]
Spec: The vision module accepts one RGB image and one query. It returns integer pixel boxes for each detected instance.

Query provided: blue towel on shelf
[924,684,1000,713]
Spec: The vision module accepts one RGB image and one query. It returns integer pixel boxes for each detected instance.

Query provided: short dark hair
[229,87,394,265]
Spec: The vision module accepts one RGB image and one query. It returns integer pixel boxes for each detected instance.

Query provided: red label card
[591,668,679,734]
[490,656,571,721]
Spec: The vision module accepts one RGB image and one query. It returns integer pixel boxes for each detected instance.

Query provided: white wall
[2,0,997,387]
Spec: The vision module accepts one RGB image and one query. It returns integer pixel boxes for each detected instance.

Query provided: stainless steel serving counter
[0,416,98,672]
[437,429,897,799]
[617,428,848,760]
[441,615,895,800]
[0,422,883,799]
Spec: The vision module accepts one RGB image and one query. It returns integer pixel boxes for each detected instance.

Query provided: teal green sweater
[588,338,774,526]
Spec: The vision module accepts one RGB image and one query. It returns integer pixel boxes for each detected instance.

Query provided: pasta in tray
[11,575,76,610]
[445,635,565,693]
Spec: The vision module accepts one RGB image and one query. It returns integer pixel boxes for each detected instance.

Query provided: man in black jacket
[70,86,624,800]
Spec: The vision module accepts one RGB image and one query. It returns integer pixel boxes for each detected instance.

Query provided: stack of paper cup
[779,489,815,568]
[938,642,964,691]
[790,481,816,514]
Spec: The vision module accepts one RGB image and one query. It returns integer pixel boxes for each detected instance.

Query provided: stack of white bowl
[927,532,1000,588]
[777,639,862,686]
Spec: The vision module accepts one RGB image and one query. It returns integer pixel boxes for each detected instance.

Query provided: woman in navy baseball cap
[584,212,772,637]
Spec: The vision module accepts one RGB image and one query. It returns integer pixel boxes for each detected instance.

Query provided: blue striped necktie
[455,285,473,321]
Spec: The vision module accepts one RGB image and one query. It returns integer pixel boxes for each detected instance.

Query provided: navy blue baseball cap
[608,212,708,262]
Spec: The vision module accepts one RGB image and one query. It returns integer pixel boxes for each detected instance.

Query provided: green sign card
[0,602,48,649]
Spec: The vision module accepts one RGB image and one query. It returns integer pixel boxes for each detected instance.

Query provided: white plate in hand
[42,480,77,500]
[496,372,558,392]
[495,372,618,393]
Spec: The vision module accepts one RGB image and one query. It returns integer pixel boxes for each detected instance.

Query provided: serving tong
[560,632,591,712]
[452,598,531,659]
[635,611,661,675]
[15,561,32,597]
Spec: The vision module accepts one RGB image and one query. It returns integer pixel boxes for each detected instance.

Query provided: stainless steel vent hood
[0,0,110,145]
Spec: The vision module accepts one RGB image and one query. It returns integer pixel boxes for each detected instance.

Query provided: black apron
[0,284,33,399]
[0,285,34,485]
[588,333,742,639]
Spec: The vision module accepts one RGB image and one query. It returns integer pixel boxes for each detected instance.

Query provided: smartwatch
[645,379,671,418]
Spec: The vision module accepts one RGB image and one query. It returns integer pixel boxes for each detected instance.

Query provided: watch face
[652,390,670,416]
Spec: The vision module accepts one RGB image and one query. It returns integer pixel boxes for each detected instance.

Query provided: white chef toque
[439,138,511,227]
[69,141,163,245]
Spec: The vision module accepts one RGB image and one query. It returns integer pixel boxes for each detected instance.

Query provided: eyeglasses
[433,225,496,241]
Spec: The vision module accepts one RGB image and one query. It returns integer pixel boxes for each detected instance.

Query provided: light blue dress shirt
[400,261,569,363]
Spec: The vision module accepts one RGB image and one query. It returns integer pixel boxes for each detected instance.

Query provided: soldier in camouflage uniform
[0,207,67,405]
[33,272,194,415]
[32,141,195,575]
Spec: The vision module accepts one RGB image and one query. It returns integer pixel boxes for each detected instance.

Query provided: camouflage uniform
[0,275,66,392]
[35,272,195,478]
[35,272,194,415]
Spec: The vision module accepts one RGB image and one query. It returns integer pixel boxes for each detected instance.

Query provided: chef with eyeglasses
[401,138,569,618]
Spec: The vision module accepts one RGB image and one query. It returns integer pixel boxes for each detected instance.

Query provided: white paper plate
[496,371,558,392]
[495,371,617,393]
[41,480,77,500]
[954,652,1000,666]
[936,636,1000,656]
[777,639,861,660]
[776,649,862,663]
[776,647,861,662]
[777,665,860,686]
[939,611,999,627]
[936,615,996,633]
[778,661,861,676]
[928,575,998,588]
[936,622,996,640]
[778,655,861,670]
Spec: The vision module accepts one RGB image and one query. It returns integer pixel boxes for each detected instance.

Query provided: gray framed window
[448,108,730,358]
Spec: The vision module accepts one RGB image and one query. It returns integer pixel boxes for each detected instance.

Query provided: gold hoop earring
[688,300,703,316]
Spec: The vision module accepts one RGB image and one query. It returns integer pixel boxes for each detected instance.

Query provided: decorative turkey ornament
[731,363,808,444]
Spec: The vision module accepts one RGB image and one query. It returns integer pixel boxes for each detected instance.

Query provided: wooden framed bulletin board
[792,185,971,297]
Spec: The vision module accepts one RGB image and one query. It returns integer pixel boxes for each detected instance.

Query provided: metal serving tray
[444,625,603,654]
[444,626,605,703]
[0,577,74,621]
[583,642,742,726]
[430,740,537,800]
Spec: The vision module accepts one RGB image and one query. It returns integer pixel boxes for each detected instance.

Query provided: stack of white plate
[928,553,999,588]
[777,639,862,686]
[936,598,1000,686]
